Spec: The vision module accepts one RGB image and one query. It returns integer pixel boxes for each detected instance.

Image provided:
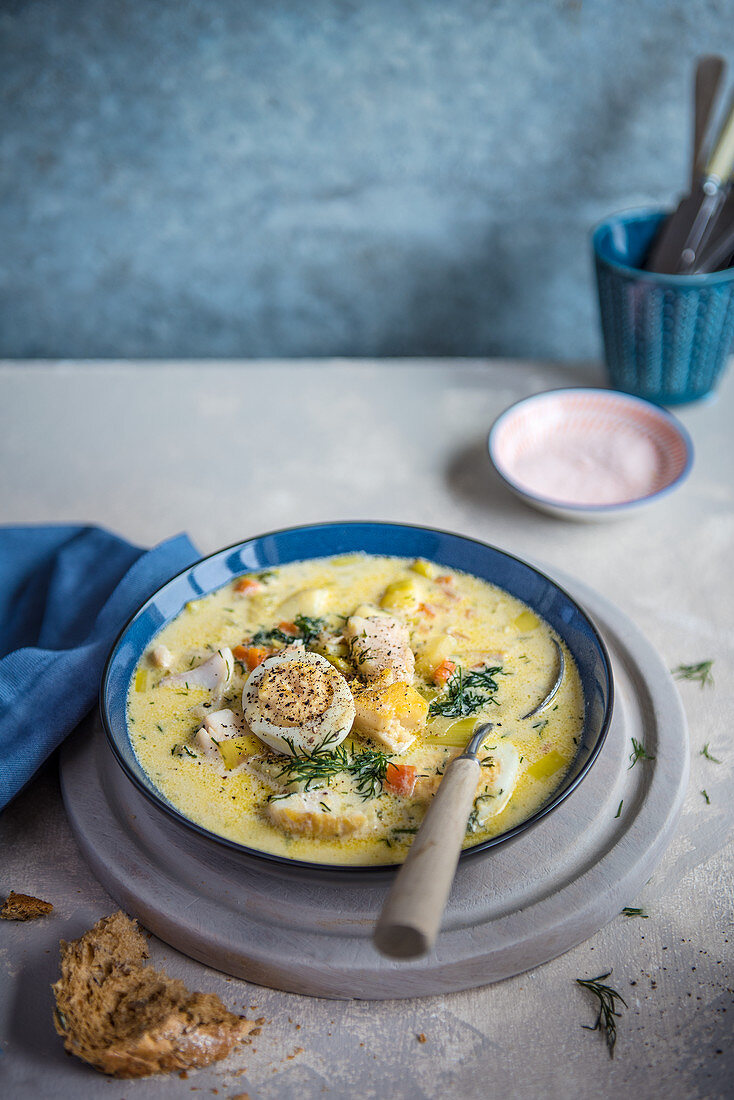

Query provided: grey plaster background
[2,0,734,360]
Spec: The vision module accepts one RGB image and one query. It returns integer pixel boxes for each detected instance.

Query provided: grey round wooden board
[60,572,689,1000]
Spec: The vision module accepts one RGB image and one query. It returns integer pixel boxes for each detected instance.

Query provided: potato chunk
[278,586,333,619]
[352,682,428,754]
[415,633,456,678]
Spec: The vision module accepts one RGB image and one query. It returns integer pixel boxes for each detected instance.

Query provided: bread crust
[52,911,254,1078]
[0,890,54,920]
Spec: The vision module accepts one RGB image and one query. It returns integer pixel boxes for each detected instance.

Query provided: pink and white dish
[488,388,694,521]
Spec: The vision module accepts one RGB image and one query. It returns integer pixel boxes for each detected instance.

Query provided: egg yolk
[256,660,335,728]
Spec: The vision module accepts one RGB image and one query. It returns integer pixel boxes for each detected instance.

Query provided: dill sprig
[428,665,503,718]
[628,738,655,769]
[276,737,391,801]
[701,789,711,804]
[576,971,627,1057]
[348,749,392,799]
[621,906,648,919]
[673,660,714,688]
[294,614,326,645]
[700,743,722,764]
[251,625,294,646]
[251,615,326,649]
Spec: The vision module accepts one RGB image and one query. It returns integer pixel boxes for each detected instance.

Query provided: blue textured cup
[592,208,734,404]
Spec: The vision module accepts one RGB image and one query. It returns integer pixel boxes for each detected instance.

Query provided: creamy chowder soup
[127,554,584,865]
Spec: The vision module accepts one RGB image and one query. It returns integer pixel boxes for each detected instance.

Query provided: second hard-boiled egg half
[242,650,356,756]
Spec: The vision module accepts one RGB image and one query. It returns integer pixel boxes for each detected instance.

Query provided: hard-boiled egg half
[242,651,356,756]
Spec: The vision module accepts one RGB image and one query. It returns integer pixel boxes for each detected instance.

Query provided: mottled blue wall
[2,0,733,359]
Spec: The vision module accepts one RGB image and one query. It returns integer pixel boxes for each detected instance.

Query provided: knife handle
[692,56,725,187]
[706,93,734,183]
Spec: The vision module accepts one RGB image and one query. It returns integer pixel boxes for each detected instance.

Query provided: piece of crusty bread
[52,911,254,1078]
[0,890,54,920]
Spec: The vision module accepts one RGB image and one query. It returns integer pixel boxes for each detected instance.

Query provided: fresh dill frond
[672,660,714,688]
[251,625,296,646]
[463,666,503,692]
[700,743,722,763]
[251,615,326,648]
[621,906,648,919]
[576,971,627,1057]
[293,614,326,645]
[428,665,503,718]
[276,738,391,801]
[349,749,391,800]
[701,789,711,804]
[628,738,655,769]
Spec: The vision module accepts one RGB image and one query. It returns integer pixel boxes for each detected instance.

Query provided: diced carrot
[433,659,457,686]
[435,575,453,586]
[418,602,436,618]
[385,762,417,797]
[233,645,271,670]
[278,620,298,635]
[234,576,262,594]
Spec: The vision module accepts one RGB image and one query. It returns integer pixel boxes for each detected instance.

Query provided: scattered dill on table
[615,800,623,819]
[576,971,627,1058]
[621,906,648,919]
[672,660,714,688]
[700,743,722,763]
[628,738,655,769]
[701,789,711,804]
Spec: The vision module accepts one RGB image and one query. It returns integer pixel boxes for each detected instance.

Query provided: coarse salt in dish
[488,389,693,521]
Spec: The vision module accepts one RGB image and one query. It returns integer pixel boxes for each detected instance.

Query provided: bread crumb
[1,891,53,920]
[52,911,256,1078]
[417,1033,427,1043]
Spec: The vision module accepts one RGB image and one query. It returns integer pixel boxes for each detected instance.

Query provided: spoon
[373,642,566,960]
[521,639,564,720]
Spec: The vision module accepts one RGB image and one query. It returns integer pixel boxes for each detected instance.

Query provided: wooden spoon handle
[373,756,480,959]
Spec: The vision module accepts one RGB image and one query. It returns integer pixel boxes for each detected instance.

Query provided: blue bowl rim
[591,204,734,286]
[100,520,615,876]
[488,387,695,514]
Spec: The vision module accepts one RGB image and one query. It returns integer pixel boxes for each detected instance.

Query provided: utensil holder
[592,207,734,404]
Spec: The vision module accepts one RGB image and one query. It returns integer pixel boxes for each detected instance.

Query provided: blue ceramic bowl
[101,522,613,878]
[593,207,734,404]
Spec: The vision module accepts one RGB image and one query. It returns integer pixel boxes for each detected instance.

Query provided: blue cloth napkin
[0,526,200,810]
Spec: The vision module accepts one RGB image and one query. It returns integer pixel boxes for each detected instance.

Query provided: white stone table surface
[0,358,732,1100]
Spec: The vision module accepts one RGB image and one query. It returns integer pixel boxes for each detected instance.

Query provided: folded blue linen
[0,526,200,810]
